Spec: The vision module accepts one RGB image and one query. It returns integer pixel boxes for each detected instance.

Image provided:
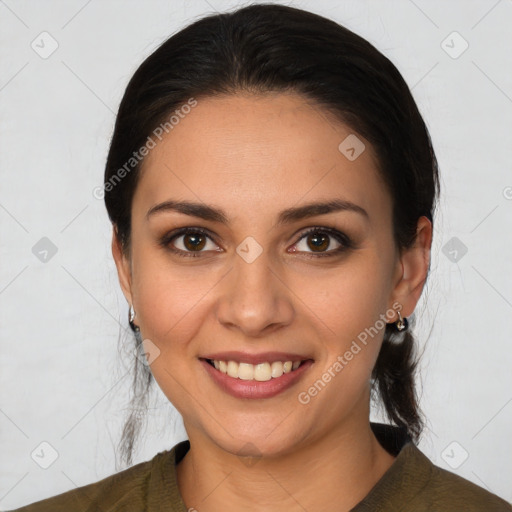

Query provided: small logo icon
[442,236,468,263]
[236,236,263,263]
[236,442,262,467]
[31,31,59,59]
[134,339,161,366]
[441,31,469,59]
[338,134,366,161]
[31,441,59,469]
[441,441,469,469]
[32,237,58,263]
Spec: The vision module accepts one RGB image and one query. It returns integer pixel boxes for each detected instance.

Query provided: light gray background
[1,0,511,508]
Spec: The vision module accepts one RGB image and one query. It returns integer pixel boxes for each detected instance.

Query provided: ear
[111,226,133,305]
[389,216,432,318]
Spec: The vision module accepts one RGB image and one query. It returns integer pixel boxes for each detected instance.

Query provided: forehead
[133,92,390,224]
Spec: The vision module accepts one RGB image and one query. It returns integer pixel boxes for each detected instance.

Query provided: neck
[176,417,396,512]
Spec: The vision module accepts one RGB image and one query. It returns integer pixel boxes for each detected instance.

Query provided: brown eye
[306,232,330,252]
[182,233,207,251]
[291,227,352,257]
[161,227,219,257]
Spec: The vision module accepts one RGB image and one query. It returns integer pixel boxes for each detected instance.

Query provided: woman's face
[113,91,428,457]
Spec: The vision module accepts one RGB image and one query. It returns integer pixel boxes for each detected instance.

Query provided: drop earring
[129,304,140,332]
[395,311,408,332]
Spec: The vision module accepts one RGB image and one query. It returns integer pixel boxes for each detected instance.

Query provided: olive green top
[9,423,511,511]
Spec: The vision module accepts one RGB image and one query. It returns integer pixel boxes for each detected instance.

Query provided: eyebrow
[146,198,369,225]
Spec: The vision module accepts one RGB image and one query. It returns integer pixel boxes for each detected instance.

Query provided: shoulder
[362,424,512,512]
[6,450,170,512]
[407,445,512,511]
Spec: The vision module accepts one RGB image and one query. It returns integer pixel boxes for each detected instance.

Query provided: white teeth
[254,362,271,381]
[271,361,284,378]
[211,359,303,380]
[238,363,254,380]
[227,361,238,378]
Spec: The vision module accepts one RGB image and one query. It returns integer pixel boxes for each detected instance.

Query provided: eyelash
[159,226,354,259]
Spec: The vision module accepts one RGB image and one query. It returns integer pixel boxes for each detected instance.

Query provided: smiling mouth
[203,358,309,381]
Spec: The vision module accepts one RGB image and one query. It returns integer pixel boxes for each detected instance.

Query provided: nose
[215,248,295,338]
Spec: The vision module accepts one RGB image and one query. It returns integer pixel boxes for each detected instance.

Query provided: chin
[206,422,306,460]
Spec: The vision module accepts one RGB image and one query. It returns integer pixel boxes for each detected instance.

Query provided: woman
[10,3,511,511]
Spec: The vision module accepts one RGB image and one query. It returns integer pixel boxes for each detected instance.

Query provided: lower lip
[200,359,314,399]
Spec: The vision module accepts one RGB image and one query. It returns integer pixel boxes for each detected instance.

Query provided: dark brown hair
[103,3,439,467]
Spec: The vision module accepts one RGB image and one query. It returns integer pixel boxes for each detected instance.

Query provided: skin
[112,91,432,511]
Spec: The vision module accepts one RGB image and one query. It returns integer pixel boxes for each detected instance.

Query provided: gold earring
[396,311,408,331]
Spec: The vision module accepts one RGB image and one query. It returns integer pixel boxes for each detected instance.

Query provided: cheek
[134,270,214,348]
[299,255,391,340]
[129,239,228,358]
[130,257,217,417]
[295,264,390,420]
[297,254,392,405]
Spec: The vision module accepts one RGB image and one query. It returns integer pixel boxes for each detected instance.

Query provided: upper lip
[200,351,313,365]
